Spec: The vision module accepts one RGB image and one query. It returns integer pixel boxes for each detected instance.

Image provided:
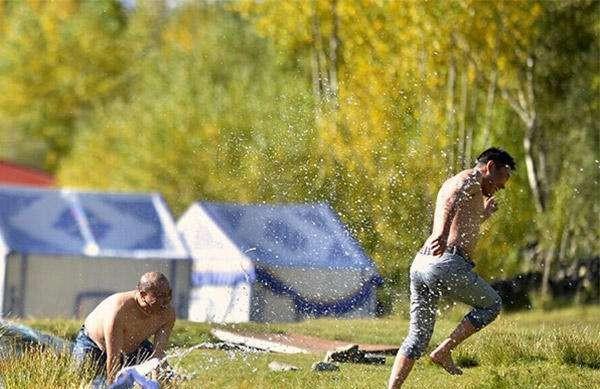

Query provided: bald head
[138,271,170,294]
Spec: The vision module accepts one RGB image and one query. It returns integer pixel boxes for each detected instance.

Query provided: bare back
[429,169,485,256]
[84,291,174,354]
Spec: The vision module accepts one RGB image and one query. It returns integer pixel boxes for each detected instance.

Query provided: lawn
[2,306,599,388]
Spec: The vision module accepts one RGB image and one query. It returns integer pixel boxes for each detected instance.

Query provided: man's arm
[429,178,479,255]
[104,314,124,383]
[152,309,176,359]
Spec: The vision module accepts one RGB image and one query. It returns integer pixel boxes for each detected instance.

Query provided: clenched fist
[483,196,498,218]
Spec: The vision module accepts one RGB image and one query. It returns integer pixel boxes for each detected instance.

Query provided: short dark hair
[476,147,516,170]
[138,271,170,293]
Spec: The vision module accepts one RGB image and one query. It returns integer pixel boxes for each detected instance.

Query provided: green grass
[2,306,599,388]
[0,347,96,388]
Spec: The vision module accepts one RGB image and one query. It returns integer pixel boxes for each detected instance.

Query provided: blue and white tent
[178,202,383,323]
[0,185,191,318]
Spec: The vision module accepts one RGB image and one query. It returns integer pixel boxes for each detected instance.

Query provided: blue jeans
[399,250,502,359]
[71,326,155,376]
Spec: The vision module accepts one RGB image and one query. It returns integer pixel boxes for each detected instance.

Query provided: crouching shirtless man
[388,147,516,388]
[72,272,175,384]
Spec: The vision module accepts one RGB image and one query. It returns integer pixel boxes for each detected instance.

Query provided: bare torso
[427,169,485,257]
[84,291,173,354]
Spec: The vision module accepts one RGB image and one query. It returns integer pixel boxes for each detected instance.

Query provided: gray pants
[399,251,502,359]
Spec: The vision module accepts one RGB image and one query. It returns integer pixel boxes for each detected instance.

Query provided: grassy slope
[8,306,600,388]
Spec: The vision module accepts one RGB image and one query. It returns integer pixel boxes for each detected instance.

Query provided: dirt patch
[230,330,399,355]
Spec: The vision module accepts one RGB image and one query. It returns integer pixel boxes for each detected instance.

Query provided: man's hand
[428,233,448,256]
[483,196,498,218]
[152,308,175,365]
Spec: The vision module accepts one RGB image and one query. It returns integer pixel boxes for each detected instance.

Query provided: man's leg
[71,327,107,378]
[430,265,502,374]
[388,354,415,389]
[429,318,476,374]
[388,271,439,389]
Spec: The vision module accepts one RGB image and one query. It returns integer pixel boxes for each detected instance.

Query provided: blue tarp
[255,267,382,316]
[0,320,71,358]
[0,185,188,259]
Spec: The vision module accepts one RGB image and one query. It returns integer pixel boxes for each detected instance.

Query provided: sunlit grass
[6,305,600,388]
[0,346,95,389]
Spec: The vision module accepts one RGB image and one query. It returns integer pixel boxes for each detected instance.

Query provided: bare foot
[429,349,463,375]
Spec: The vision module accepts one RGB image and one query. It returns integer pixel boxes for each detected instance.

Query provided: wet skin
[425,161,511,257]
[83,287,175,382]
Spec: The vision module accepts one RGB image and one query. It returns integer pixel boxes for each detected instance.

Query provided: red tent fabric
[0,161,54,187]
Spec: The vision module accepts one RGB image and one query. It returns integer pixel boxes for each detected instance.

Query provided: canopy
[200,202,377,270]
[180,202,382,286]
[0,185,188,259]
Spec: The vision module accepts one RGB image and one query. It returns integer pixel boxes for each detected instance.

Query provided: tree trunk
[558,224,571,265]
[311,0,325,119]
[537,141,549,203]
[523,120,546,214]
[459,67,468,169]
[481,70,496,147]
[311,48,322,120]
[417,49,427,129]
[465,66,478,166]
[540,243,555,301]
[445,58,457,173]
[499,57,546,214]
[328,0,340,109]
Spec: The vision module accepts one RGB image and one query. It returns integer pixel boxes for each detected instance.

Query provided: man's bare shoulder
[443,169,481,193]
[97,291,136,316]
[85,291,135,329]
[106,291,136,306]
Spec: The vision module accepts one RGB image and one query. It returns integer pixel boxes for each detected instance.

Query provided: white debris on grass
[210,328,309,354]
[268,361,300,372]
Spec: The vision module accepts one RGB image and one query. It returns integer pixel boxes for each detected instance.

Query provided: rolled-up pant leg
[443,265,502,330]
[399,271,440,359]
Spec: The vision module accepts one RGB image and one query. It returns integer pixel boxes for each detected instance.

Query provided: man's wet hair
[138,272,170,292]
[476,147,516,171]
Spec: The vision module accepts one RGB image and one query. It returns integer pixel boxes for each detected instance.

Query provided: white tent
[0,185,191,319]
[178,202,382,323]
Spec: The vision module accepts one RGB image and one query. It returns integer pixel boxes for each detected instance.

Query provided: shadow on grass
[455,353,479,368]
[558,334,600,369]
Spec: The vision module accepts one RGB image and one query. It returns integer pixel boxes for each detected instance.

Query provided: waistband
[418,245,475,266]
[79,325,97,343]
[77,325,104,351]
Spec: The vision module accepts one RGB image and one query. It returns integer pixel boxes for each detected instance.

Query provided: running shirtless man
[388,147,516,388]
[72,272,176,384]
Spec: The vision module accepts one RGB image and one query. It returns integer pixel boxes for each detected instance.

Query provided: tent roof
[188,202,378,271]
[0,161,54,187]
[0,185,189,259]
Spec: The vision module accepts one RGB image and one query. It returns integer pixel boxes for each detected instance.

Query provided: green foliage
[0,0,131,170]
[533,0,600,260]
[59,3,316,215]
